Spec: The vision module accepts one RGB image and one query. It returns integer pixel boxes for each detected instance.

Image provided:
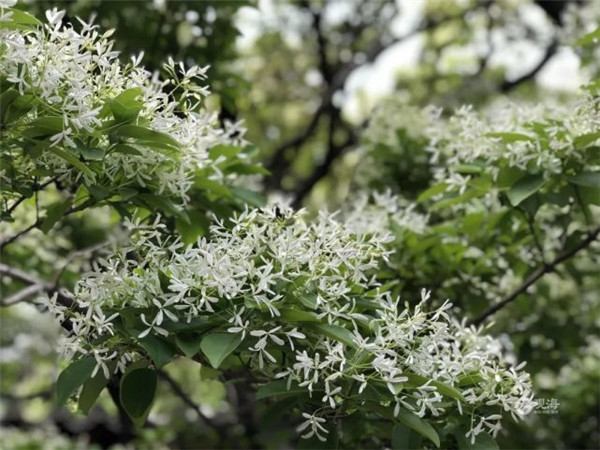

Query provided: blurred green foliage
[1,1,599,449]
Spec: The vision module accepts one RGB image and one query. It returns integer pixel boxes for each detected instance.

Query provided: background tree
[1,1,599,449]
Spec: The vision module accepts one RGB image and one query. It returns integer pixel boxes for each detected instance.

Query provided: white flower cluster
[426,95,599,187]
[363,98,442,148]
[343,190,429,238]
[40,206,534,444]
[0,8,244,206]
[287,291,536,443]
[362,87,599,198]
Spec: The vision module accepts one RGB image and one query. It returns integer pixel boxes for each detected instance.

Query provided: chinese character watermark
[533,398,560,415]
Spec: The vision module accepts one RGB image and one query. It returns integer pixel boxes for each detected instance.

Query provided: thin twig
[266,10,469,191]
[5,176,59,216]
[470,226,600,326]
[0,201,93,251]
[0,263,74,308]
[501,38,558,92]
[158,370,226,437]
[1,284,45,306]
[53,241,109,288]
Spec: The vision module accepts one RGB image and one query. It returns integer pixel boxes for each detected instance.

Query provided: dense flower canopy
[39,205,536,445]
[1,3,598,450]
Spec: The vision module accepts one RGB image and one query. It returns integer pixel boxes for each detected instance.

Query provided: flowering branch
[0,263,74,308]
[157,370,227,438]
[471,226,600,326]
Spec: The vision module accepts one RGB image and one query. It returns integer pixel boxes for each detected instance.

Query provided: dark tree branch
[291,114,358,208]
[0,200,93,251]
[501,38,558,92]
[267,10,471,193]
[266,103,328,190]
[107,381,135,443]
[1,284,45,306]
[534,0,570,25]
[0,263,75,309]
[4,176,59,216]
[470,226,600,326]
[158,369,227,439]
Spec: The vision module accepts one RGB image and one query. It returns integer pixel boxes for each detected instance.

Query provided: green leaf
[392,423,423,450]
[455,164,484,175]
[110,88,143,122]
[396,408,440,448]
[87,185,110,201]
[279,308,320,322]
[417,183,447,202]
[0,8,42,31]
[23,117,63,138]
[574,131,600,148]
[0,88,19,124]
[255,380,313,400]
[40,198,71,233]
[430,190,479,211]
[226,163,270,176]
[47,147,95,179]
[209,144,242,159]
[193,176,232,198]
[78,366,112,414]
[231,187,266,207]
[568,171,600,188]
[175,210,210,245]
[306,323,357,349]
[138,334,177,368]
[175,333,204,358]
[496,167,526,189]
[56,357,96,406]
[576,27,600,47]
[6,8,41,25]
[119,368,157,424]
[577,186,600,206]
[200,333,243,369]
[112,143,143,156]
[116,125,179,151]
[79,147,105,161]
[456,372,485,387]
[2,92,35,124]
[507,174,544,206]
[456,431,500,450]
[137,194,181,216]
[403,373,465,402]
[161,316,214,333]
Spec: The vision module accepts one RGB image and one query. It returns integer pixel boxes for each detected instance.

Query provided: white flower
[138,313,169,338]
[45,7,65,27]
[321,382,342,409]
[297,412,329,442]
[0,0,17,8]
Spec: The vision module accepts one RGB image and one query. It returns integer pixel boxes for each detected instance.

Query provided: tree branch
[0,200,93,251]
[4,176,59,216]
[158,369,226,439]
[0,263,75,308]
[291,116,358,208]
[470,226,600,326]
[266,10,471,193]
[501,38,558,93]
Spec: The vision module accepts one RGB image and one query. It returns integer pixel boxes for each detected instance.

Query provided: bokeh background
[1,1,599,449]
